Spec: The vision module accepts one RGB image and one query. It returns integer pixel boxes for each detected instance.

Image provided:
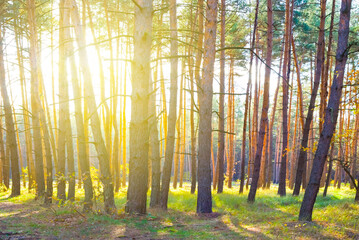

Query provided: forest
[0,0,358,239]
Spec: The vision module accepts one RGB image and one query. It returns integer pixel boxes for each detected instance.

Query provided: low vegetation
[0,184,358,239]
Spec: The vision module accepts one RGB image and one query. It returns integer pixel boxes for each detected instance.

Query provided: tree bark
[126,0,152,214]
[217,0,226,194]
[0,28,20,197]
[293,0,327,196]
[160,0,178,210]
[69,0,115,213]
[196,0,218,213]
[27,0,45,198]
[299,0,352,221]
[57,0,69,202]
[247,0,272,202]
[149,77,161,208]
[191,0,204,194]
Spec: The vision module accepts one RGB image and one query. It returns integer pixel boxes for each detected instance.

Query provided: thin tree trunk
[323,143,334,197]
[160,0,178,210]
[0,28,20,197]
[191,0,204,194]
[68,0,115,213]
[289,99,299,189]
[293,0,327,196]
[149,77,161,208]
[217,0,226,194]
[57,0,69,202]
[298,0,352,221]
[27,0,45,198]
[266,47,283,188]
[190,53,197,192]
[180,70,186,188]
[65,6,93,210]
[173,70,183,189]
[278,0,292,197]
[247,0,272,202]
[227,59,234,188]
[0,116,5,188]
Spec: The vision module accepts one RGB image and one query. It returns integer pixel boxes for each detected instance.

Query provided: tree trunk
[160,0,178,210]
[188,8,197,194]
[173,71,183,189]
[27,0,45,198]
[298,0,352,221]
[217,0,226,194]
[191,0,204,194]
[0,117,5,188]
[292,0,327,196]
[227,59,234,188]
[180,69,186,188]
[266,46,283,188]
[247,0,272,202]
[197,0,218,213]
[323,143,334,197]
[57,0,69,202]
[278,0,292,197]
[126,0,152,214]
[69,0,115,213]
[0,29,20,197]
[149,77,161,208]
[64,2,93,210]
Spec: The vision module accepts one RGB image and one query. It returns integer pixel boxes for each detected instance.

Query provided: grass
[0,183,358,239]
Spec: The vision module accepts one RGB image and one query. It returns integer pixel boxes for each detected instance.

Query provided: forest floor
[0,183,358,240]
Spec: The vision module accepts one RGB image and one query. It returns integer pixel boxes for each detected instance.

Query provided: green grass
[0,183,358,239]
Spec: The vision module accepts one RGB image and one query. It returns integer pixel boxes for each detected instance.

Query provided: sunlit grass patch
[0,182,358,239]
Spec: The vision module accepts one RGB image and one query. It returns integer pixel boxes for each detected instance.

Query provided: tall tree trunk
[227,59,234,188]
[68,0,115,213]
[188,7,197,194]
[278,0,293,197]
[217,0,225,194]
[173,71,183,189]
[289,99,299,189]
[247,0,272,202]
[180,70,186,188]
[65,5,93,210]
[196,0,218,213]
[57,0,69,202]
[0,28,20,197]
[149,77,161,208]
[160,0,178,209]
[27,0,45,198]
[298,0,352,221]
[191,0,204,194]
[293,0,327,196]
[266,47,283,188]
[126,0,152,214]
[14,15,32,189]
[0,116,5,188]
[323,143,334,197]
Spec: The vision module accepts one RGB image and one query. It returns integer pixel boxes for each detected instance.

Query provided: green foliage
[0,184,358,239]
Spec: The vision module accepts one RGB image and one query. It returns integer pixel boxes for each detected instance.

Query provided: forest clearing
[0,0,359,239]
[0,185,358,239]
